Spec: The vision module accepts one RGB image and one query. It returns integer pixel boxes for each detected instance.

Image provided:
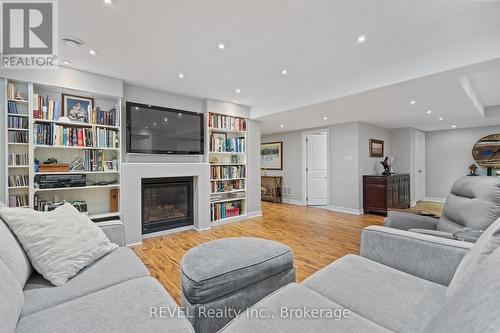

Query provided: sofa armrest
[384,211,439,230]
[360,226,472,286]
[96,220,126,247]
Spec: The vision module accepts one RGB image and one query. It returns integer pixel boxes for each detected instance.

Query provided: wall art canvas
[370,139,384,158]
[261,141,283,170]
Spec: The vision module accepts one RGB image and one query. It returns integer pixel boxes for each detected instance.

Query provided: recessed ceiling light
[235,88,241,94]
[357,35,366,44]
[164,117,168,122]
[426,110,432,114]
[439,117,444,121]
[451,125,457,128]
[178,113,182,117]
[153,122,157,126]
[135,106,139,110]
[234,99,239,103]
[104,0,112,4]
[218,43,225,50]
[410,100,416,105]
[323,116,328,120]
[88,49,97,56]
[62,37,85,47]
[178,73,184,79]
[281,69,288,75]
[145,126,148,129]
[280,124,284,128]
[62,60,71,65]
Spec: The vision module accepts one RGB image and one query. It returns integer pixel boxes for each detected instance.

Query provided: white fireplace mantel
[121,162,211,245]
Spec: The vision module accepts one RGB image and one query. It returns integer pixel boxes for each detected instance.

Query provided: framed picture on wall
[261,141,283,170]
[369,139,384,157]
[62,94,94,124]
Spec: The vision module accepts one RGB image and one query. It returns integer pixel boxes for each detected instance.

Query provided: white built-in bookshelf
[2,78,122,221]
[208,112,247,223]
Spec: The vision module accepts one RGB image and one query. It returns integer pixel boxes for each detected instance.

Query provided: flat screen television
[126,102,204,155]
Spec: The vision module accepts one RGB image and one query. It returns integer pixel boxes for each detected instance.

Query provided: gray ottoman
[180,237,295,333]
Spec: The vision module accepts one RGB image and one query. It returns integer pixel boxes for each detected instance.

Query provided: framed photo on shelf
[261,141,283,170]
[369,139,384,157]
[104,161,115,171]
[62,94,94,124]
[213,133,227,151]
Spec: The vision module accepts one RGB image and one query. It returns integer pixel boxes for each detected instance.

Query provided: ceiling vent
[61,37,85,47]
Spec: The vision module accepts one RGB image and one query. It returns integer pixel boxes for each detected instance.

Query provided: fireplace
[141,177,193,234]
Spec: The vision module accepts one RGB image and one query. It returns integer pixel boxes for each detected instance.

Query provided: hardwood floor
[132,202,385,305]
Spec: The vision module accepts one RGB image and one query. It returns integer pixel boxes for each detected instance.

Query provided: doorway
[302,130,329,206]
[414,131,426,203]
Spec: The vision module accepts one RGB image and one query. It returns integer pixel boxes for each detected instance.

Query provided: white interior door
[415,131,426,202]
[307,133,328,206]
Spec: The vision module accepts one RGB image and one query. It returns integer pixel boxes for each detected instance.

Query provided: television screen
[126,102,204,155]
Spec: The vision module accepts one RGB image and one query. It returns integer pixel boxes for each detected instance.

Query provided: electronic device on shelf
[35,174,87,189]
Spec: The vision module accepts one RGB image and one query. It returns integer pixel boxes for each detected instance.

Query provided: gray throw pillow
[446,216,500,298]
[0,203,118,286]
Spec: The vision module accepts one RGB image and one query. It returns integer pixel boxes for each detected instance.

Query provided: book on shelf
[8,131,28,143]
[210,136,245,153]
[33,94,60,120]
[208,113,246,131]
[7,82,15,99]
[8,175,29,187]
[211,200,242,221]
[91,107,117,126]
[33,123,119,148]
[210,165,246,179]
[8,100,19,114]
[8,115,29,129]
[211,179,245,193]
[8,153,29,166]
[9,194,28,207]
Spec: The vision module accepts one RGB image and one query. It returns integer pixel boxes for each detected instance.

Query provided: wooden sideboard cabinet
[363,174,410,216]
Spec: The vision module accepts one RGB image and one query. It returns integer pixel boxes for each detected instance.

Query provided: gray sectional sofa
[221,222,500,333]
[0,216,194,333]
[3,204,500,332]
[385,176,500,238]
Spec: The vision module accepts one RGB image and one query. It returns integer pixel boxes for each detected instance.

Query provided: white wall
[246,120,262,215]
[261,122,390,213]
[426,125,500,200]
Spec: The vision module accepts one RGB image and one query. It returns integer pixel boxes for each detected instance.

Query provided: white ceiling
[58,0,500,134]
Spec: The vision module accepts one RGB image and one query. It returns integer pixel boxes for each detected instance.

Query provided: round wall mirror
[472,134,500,168]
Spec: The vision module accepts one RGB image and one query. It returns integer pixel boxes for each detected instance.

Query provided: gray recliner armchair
[385,176,500,239]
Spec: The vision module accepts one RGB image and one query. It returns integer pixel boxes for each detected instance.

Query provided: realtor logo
[1,0,58,68]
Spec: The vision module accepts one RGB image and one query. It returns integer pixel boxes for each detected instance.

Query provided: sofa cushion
[16,277,194,333]
[0,204,118,286]
[181,237,294,303]
[220,283,390,333]
[0,215,32,287]
[0,259,24,333]
[446,216,500,298]
[438,176,500,232]
[302,254,446,333]
[22,247,150,315]
[425,246,500,333]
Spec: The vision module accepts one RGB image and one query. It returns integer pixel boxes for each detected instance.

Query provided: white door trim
[301,128,330,206]
[414,130,426,203]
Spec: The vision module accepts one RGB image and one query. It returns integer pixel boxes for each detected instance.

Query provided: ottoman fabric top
[181,237,294,303]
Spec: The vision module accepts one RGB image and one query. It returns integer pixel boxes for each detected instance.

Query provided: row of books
[92,107,117,126]
[8,153,29,166]
[33,94,61,120]
[9,194,28,207]
[211,179,245,193]
[210,165,246,179]
[211,200,242,221]
[8,131,28,143]
[8,175,29,187]
[209,114,246,131]
[33,123,119,148]
[210,136,245,153]
[8,115,29,129]
[8,100,24,114]
[82,150,118,172]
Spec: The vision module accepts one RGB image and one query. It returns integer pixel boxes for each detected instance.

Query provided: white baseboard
[127,241,143,248]
[247,210,263,218]
[424,197,447,203]
[282,198,306,206]
[328,205,364,216]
